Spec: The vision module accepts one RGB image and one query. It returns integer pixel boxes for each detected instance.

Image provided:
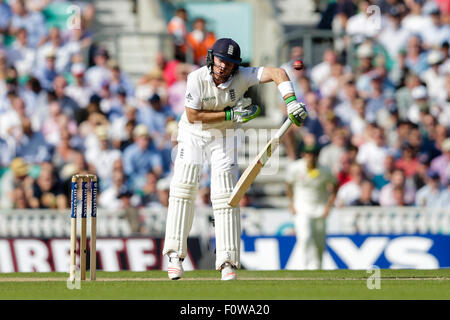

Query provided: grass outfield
[0,269,449,300]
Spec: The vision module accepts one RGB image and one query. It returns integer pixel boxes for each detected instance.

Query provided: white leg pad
[211,172,241,270]
[163,161,201,259]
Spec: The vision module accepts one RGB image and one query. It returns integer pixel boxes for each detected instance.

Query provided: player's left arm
[258,67,307,126]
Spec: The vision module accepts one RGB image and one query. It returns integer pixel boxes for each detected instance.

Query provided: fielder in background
[163,38,308,280]
[286,144,338,270]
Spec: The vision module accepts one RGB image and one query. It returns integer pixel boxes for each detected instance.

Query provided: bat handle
[275,118,293,140]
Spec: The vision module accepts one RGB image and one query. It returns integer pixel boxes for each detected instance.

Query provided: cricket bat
[228,118,293,207]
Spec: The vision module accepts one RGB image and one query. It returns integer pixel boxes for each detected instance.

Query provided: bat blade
[228,118,292,207]
[228,137,281,207]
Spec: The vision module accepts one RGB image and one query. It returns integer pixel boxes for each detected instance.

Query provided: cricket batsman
[163,38,307,280]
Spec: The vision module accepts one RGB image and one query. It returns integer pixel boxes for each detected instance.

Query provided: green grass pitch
[0,269,449,300]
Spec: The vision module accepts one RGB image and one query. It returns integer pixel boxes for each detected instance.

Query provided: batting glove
[286,97,307,126]
[225,97,261,123]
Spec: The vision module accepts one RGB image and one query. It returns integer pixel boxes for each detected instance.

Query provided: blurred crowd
[0,0,205,211]
[284,0,449,208]
[0,0,448,212]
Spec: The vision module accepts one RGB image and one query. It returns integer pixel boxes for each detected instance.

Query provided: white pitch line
[0,277,449,282]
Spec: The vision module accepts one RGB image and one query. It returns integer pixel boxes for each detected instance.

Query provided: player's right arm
[186,107,226,123]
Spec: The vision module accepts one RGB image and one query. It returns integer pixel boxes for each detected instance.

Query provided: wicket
[69,174,98,282]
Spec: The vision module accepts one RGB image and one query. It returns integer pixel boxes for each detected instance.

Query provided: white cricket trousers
[294,213,326,270]
[163,125,241,270]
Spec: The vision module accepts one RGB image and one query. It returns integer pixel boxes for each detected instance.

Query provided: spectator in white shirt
[65,63,94,109]
[346,0,386,44]
[310,49,337,89]
[85,125,122,190]
[318,127,348,176]
[356,125,390,178]
[401,0,432,34]
[420,50,446,102]
[85,47,111,94]
[36,27,72,74]
[6,27,35,77]
[378,7,411,62]
[335,162,365,207]
[420,6,450,49]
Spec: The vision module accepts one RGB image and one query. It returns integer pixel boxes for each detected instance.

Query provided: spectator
[0,0,12,36]
[379,168,416,206]
[99,163,128,210]
[122,124,163,192]
[65,63,94,109]
[436,178,450,207]
[51,128,79,172]
[156,175,171,208]
[29,162,67,209]
[336,150,353,187]
[373,153,396,190]
[318,127,347,175]
[378,7,411,64]
[334,77,358,126]
[9,0,47,48]
[346,0,386,44]
[350,179,378,205]
[421,50,446,102]
[395,142,420,177]
[11,186,31,208]
[430,137,450,187]
[50,75,80,119]
[0,157,34,209]
[15,117,53,164]
[356,125,390,178]
[0,137,13,166]
[0,94,25,140]
[335,162,364,206]
[415,169,443,206]
[6,27,35,78]
[408,85,430,124]
[36,27,71,74]
[310,49,337,89]
[168,7,188,61]
[135,68,168,103]
[404,35,429,75]
[139,171,160,207]
[108,59,134,97]
[401,0,432,34]
[395,73,423,121]
[420,6,449,49]
[85,125,122,190]
[168,63,191,117]
[186,17,216,66]
[32,47,58,91]
[84,47,111,94]
[41,100,77,146]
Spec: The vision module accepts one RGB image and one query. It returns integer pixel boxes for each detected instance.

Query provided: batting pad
[211,172,241,270]
[163,161,201,259]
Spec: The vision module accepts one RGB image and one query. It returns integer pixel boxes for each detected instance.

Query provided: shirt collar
[208,73,233,89]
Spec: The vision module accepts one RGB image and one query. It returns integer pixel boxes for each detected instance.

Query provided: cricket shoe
[168,252,184,280]
[221,262,237,281]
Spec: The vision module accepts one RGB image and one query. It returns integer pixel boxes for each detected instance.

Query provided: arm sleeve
[240,67,264,87]
[184,73,202,110]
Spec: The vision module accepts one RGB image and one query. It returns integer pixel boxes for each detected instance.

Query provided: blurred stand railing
[0,207,448,238]
[90,31,193,83]
[276,29,355,69]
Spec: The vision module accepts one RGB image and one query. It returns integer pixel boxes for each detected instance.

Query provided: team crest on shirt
[229,89,236,101]
[186,93,193,101]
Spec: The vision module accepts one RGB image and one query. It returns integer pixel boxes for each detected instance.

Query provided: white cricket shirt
[180,65,263,132]
[286,158,336,217]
